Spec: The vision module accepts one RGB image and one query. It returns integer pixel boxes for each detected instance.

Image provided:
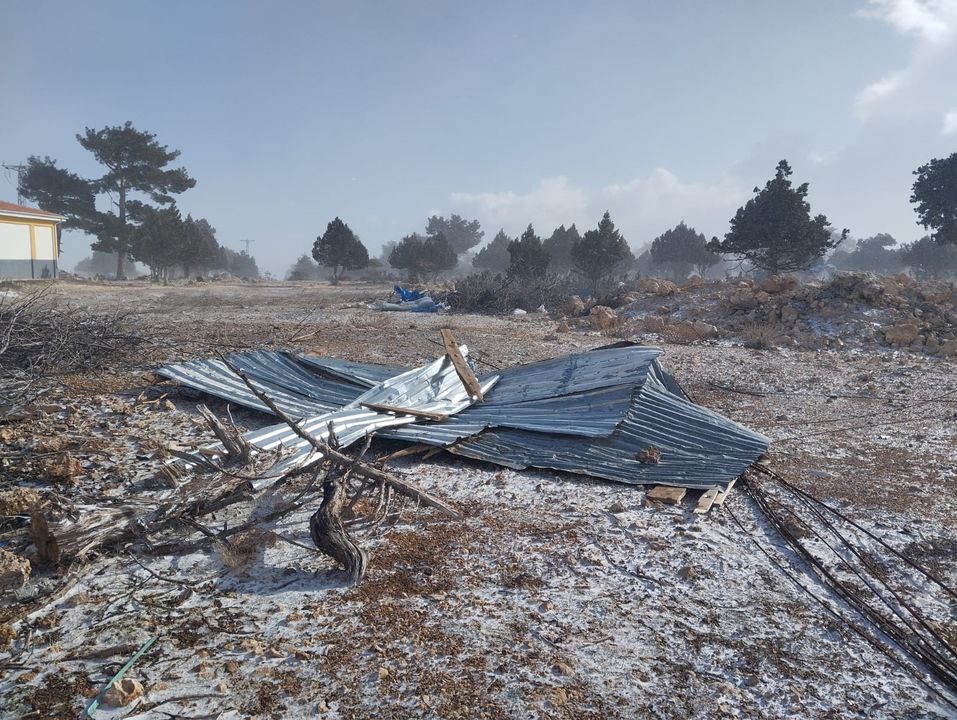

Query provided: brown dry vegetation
[0,278,955,719]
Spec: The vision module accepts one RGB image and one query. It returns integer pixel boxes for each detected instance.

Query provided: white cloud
[448,171,747,250]
[858,0,955,41]
[856,0,957,118]
[942,108,957,133]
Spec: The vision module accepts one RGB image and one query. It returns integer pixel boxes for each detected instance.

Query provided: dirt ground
[1,279,955,719]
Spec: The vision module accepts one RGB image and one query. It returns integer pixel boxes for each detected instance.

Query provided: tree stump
[309,477,368,585]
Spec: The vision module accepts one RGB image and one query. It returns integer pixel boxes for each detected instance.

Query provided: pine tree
[507,224,550,279]
[911,153,957,246]
[312,217,369,281]
[473,229,512,273]
[708,160,845,274]
[572,211,633,289]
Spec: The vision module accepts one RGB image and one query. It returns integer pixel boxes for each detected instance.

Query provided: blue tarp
[394,285,426,302]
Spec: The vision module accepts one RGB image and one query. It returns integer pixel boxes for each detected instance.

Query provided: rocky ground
[577,272,957,356]
[0,278,955,719]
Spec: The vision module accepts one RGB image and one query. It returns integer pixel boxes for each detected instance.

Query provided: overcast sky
[2,0,956,274]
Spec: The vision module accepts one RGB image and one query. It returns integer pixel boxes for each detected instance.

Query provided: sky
[2,0,956,275]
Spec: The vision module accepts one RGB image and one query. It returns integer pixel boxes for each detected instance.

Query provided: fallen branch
[221,357,462,520]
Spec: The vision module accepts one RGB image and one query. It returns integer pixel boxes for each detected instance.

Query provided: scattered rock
[640,316,666,333]
[588,305,620,330]
[103,678,145,707]
[42,453,82,484]
[681,275,706,290]
[0,488,41,515]
[636,278,679,296]
[0,548,31,592]
[729,289,757,310]
[608,500,627,514]
[553,662,574,676]
[759,274,797,294]
[566,295,586,315]
[883,322,919,347]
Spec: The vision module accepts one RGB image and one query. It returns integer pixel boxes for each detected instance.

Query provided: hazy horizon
[3,0,956,275]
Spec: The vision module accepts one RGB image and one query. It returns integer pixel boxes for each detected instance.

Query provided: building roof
[0,200,67,223]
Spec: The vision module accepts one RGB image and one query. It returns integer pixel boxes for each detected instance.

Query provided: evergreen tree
[18,156,98,248]
[708,160,845,274]
[78,122,195,278]
[287,254,319,280]
[507,224,550,279]
[130,204,185,280]
[425,214,484,254]
[911,153,957,246]
[543,224,580,272]
[900,236,957,279]
[389,232,457,281]
[649,222,718,280]
[312,217,369,281]
[842,234,902,273]
[473,229,512,273]
[572,211,634,289]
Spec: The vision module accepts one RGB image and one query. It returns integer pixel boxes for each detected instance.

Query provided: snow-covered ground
[1,281,955,719]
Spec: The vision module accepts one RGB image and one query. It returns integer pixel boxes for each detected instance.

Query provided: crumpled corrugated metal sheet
[157,345,769,490]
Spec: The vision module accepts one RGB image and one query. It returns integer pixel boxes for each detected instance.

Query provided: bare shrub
[0,287,151,414]
[743,320,777,350]
[450,272,572,314]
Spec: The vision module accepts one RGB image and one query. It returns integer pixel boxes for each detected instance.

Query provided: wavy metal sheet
[158,345,769,491]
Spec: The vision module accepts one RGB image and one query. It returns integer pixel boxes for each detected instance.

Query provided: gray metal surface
[159,345,769,490]
[174,346,498,481]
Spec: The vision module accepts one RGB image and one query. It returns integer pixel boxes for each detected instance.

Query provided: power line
[240,239,255,254]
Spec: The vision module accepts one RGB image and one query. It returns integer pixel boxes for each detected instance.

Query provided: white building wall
[0,221,32,259]
[33,225,56,260]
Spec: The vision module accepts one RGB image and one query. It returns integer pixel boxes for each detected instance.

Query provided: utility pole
[240,238,255,254]
[2,162,27,205]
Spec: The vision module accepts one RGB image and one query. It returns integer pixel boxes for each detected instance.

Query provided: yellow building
[0,200,66,279]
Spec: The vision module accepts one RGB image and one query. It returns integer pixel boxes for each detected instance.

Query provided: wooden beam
[646,485,687,505]
[693,486,720,515]
[439,328,484,402]
[360,402,448,421]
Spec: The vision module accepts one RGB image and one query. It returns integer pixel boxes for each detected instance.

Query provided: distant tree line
[18,121,260,280]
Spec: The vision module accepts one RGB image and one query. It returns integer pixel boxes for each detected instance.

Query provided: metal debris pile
[159,338,770,497]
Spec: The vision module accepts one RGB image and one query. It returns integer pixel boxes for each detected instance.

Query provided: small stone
[553,662,574,676]
[0,549,30,592]
[224,660,241,674]
[103,678,144,707]
[608,501,627,514]
[588,305,620,330]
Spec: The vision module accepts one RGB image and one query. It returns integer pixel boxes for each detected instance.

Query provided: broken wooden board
[360,402,448,421]
[713,478,737,506]
[646,485,687,505]
[693,486,720,514]
[439,328,484,402]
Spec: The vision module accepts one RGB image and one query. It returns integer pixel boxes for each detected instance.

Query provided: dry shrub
[450,272,573,314]
[742,320,777,350]
[349,313,392,330]
[217,527,277,572]
[0,286,150,413]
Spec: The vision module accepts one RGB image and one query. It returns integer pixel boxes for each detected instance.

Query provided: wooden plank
[360,402,448,421]
[439,328,484,402]
[713,477,737,506]
[693,486,720,515]
[646,485,687,505]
